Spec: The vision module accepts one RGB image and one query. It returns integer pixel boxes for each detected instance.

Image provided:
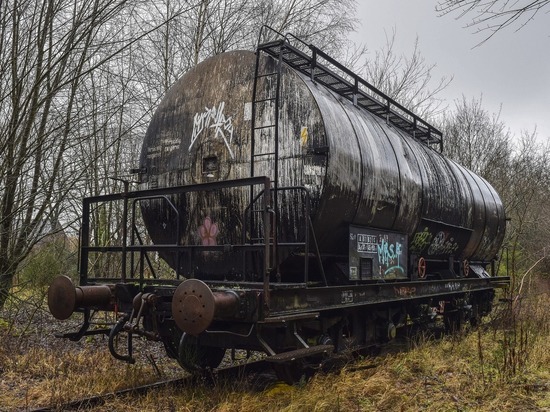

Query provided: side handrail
[80,177,272,288]
[130,195,180,281]
[243,185,326,285]
[256,25,290,49]
[309,45,439,141]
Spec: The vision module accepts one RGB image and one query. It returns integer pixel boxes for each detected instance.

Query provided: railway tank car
[47,28,508,379]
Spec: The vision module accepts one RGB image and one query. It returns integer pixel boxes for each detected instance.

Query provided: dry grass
[0,300,182,412]
[1,278,549,411]
[0,344,173,410]
[93,328,549,412]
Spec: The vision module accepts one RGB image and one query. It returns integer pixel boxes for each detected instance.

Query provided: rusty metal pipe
[48,275,113,320]
[211,291,239,318]
[172,279,239,336]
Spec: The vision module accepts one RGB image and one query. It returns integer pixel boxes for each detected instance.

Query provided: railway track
[28,344,373,411]
[28,325,453,411]
[29,359,270,412]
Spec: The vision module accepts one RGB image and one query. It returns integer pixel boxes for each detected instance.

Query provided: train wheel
[467,301,481,328]
[161,327,182,359]
[273,360,305,385]
[177,332,226,371]
[443,306,464,334]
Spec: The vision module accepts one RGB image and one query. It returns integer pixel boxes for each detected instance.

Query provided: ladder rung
[256,72,279,78]
[251,46,283,183]
[253,124,276,130]
[253,97,277,104]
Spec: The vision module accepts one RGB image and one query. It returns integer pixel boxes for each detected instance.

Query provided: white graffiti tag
[189,102,235,159]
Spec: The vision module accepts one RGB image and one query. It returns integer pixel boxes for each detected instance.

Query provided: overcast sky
[351,2,550,143]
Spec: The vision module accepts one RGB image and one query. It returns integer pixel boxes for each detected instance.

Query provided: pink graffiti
[198,217,219,246]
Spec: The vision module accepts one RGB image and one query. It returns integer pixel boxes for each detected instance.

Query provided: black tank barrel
[138,50,506,278]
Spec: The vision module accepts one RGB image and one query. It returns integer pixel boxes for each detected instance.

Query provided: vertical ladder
[250,43,283,195]
[249,40,286,275]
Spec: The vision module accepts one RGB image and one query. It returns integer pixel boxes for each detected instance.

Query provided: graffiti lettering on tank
[377,237,403,268]
[341,290,353,304]
[198,217,219,246]
[394,286,417,298]
[410,227,459,256]
[427,231,459,256]
[444,282,462,292]
[189,102,235,159]
[374,235,405,278]
[349,227,408,280]
[410,227,433,252]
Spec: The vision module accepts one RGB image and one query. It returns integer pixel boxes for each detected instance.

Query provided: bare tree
[361,30,452,120]
[503,132,550,275]
[0,0,363,307]
[0,0,144,307]
[205,0,256,55]
[441,95,550,277]
[254,0,358,55]
[128,0,361,111]
[441,95,511,182]
[131,0,205,97]
[436,0,550,42]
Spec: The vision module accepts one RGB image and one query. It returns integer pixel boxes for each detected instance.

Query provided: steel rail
[29,359,269,412]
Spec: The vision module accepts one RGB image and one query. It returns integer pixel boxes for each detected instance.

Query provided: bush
[17,236,77,290]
